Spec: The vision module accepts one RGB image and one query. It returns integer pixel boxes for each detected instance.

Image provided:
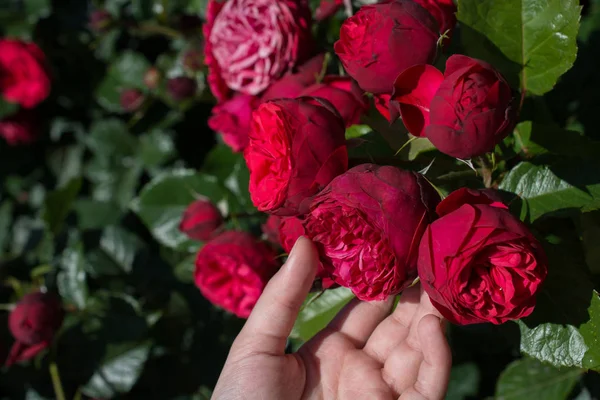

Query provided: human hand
[212,237,452,400]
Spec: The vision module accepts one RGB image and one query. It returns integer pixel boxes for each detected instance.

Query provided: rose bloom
[179,199,223,241]
[6,292,64,366]
[391,55,515,158]
[208,94,260,152]
[303,164,440,301]
[413,0,457,46]
[244,97,347,216]
[120,88,144,112]
[0,39,51,109]
[204,0,313,99]
[374,94,391,122]
[418,188,548,325]
[261,54,326,101]
[300,76,368,127]
[0,111,38,145]
[334,0,438,94]
[194,231,279,318]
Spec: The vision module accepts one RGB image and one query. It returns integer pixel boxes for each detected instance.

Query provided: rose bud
[244,97,348,216]
[89,9,113,32]
[334,0,438,94]
[262,215,282,246]
[183,48,204,72]
[391,55,516,159]
[413,0,457,46]
[167,76,197,101]
[261,54,326,102]
[0,39,51,109]
[204,0,313,100]
[179,199,223,241]
[194,231,279,318]
[120,89,145,112]
[418,188,548,325]
[315,0,343,20]
[299,76,368,127]
[143,67,161,90]
[6,292,64,366]
[303,164,440,301]
[0,111,38,145]
[208,94,260,152]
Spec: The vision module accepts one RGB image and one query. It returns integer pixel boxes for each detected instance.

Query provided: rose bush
[418,189,548,325]
[194,231,279,318]
[244,97,347,215]
[303,164,440,300]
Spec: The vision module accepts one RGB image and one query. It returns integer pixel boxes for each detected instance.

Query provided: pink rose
[194,231,279,318]
[208,94,260,152]
[303,164,440,300]
[204,0,313,98]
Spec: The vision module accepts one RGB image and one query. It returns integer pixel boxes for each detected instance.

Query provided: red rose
[0,39,51,109]
[262,215,282,246]
[208,94,260,152]
[194,231,279,318]
[0,111,38,145]
[244,97,347,216]
[6,292,64,366]
[391,55,516,158]
[315,0,344,20]
[167,77,197,101]
[413,0,457,46]
[120,89,145,112]
[418,188,548,325]
[334,0,438,94]
[204,0,313,99]
[179,199,223,241]
[373,94,391,122]
[261,54,325,101]
[303,164,440,301]
[300,76,368,127]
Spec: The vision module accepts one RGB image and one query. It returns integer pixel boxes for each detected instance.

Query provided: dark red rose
[300,76,368,127]
[194,231,279,318]
[334,0,438,94]
[0,39,51,109]
[413,0,457,46]
[303,164,440,301]
[374,94,391,122]
[167,77,197,101]
[391,55,516,158]
[315,0,344,20]
[6,292,64,366]
[208,94,260,152]
[261,54,326,101]
[89,9,113,32]
[262,215,282,246]
[120,89,145,112]
[144,67,160,90]
[0,111,38,145]
[244,97,347,216]
[179,199,223,241]
[418,188,548,325]
[204,0,313,99]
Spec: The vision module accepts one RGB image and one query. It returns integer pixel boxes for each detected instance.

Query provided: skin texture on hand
[212,237,452,400]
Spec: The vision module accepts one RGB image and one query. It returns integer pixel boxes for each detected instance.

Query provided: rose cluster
[0,38,51,145]
[195,0,547,325]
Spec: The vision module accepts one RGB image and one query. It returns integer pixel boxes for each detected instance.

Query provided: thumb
[235,236,318,355]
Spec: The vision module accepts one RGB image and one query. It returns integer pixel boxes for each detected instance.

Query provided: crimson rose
[391,55,515,158]
[418,188,548,325]
[261,54,325,101]
[0,39,51,109]
[303,164,439,301]
[244,97,347,216]
[413,0,457,46]
[179,199,223,241]
[204,0,312,99]
[208,94,260,152]
[194,231,279,318]
[334,0,438,94]
[6,292,64,366]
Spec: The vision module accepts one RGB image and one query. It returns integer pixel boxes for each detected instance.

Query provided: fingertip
[284,236,318,278]
[419,314,451,366]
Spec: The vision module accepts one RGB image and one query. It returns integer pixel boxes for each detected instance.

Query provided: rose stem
[49,362,67,400]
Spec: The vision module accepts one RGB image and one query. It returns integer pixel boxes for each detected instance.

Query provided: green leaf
[513,121,600,158]
[0,201,14,256]
[446,363,480,400]
[87,119,137,159]
[581,211,600,274]
[82,342,151,399]
[499,161,600,222]
[58,244,88,310]
[345,124,371,139]
[101,226,144,274]
[291,288,354,341]
[42,178,82,235]
[73,199,122,230]
[458,0,581,95]
[495,357,582,399]
[408,137,436,161]
[47,145,85,188]
[0,98,18,119]
[131,169,228,251]
[139,129,176,168]
[174,254,197,283]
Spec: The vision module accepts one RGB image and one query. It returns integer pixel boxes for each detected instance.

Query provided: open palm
[212,237,452,400]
